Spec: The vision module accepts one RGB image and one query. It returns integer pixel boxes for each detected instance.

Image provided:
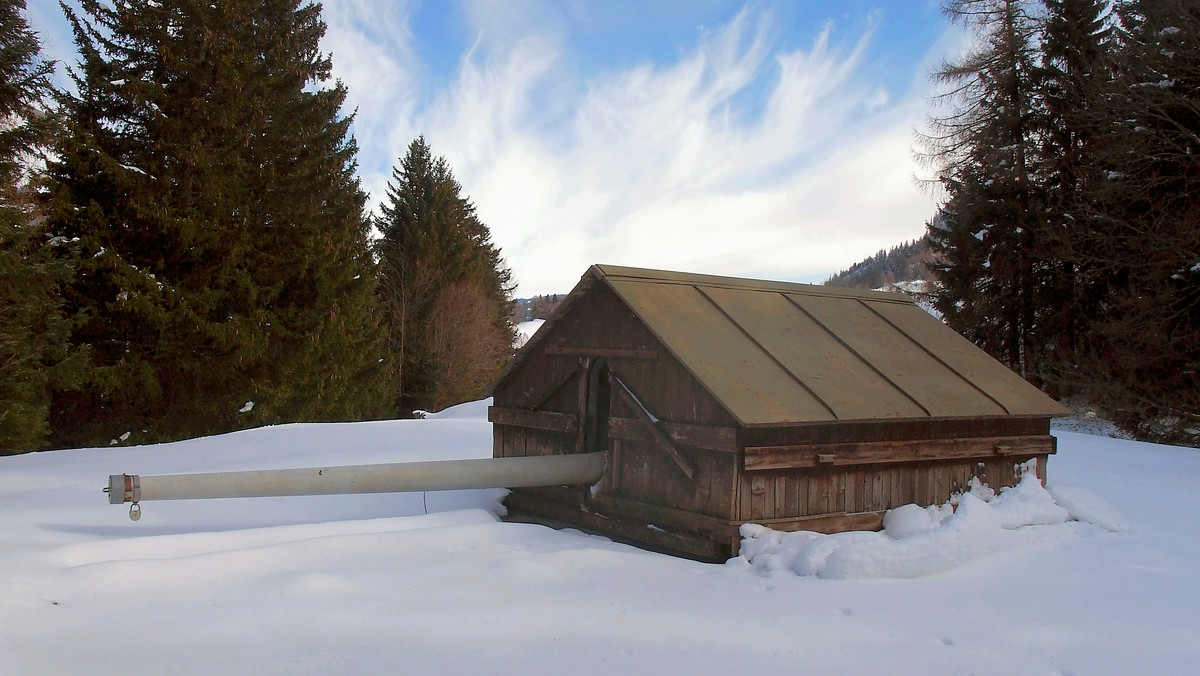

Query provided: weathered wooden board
[488,407,577,433]
[604,439,737,520]
[499,425,525,459]
[741,417,1051,447]
[745,435,1056,471]
[736,453,1047,522]
[747,510,886,534]
[505,490,736,561]
[545,346,658,360]
[589,492,739,539]
[608,417,738,453]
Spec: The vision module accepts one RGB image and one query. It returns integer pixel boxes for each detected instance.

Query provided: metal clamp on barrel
[105,473,141,504]
[105,474,143,519]
[104,473,141,504]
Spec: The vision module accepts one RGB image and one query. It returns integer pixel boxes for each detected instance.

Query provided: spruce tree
[375,136,515,416]
[0,0,79,452]
[921,0,1047,379]
[45,0,389,446]
[1034,0,1114,386]
[922,0,1200,443]
[1080,0,1200,444]
[925,194,992,344]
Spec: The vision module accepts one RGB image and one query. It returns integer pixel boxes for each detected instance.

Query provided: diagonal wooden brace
[527,360,585,412]
[609,371,696,481]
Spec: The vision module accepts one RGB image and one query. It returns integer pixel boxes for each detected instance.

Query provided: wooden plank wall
[742,417,1051,448]
[605,437,737,521]
[494,279,743,533]
[737,456,1038,524]
[495,425,578,459]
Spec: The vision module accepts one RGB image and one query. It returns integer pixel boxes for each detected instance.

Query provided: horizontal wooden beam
[608,417,739,453]
[745,510,886,534]
[610,372,696,480]
[545,346,658,360]
[589,493,740,538]
[744,435,1056,471]
[488,406,577,433]
[504,491,734,561]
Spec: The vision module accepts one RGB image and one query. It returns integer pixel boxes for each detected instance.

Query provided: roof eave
[738,410,1068,429]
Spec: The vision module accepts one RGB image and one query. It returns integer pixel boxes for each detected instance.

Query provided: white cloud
[327,2,945,296]
[319,1,424,209]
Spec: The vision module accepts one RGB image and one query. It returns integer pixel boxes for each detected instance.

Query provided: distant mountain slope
[825,239,933,291]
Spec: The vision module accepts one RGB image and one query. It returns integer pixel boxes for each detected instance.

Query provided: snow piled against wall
[735,472,1126,579]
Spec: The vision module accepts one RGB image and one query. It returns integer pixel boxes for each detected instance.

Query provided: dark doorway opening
[583,359,610,452]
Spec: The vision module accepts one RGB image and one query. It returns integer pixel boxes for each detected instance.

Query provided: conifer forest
[921,0,1199,446]
[1,0,513,450]
[1,0,1198,451]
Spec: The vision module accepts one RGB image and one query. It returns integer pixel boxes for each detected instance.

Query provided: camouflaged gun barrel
[106,452,605,506]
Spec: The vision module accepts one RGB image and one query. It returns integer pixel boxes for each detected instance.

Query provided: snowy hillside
[514,318,546,348]
[2,400,1198,674]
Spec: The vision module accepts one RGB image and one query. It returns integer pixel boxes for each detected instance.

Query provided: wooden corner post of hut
[488,265,1067,561]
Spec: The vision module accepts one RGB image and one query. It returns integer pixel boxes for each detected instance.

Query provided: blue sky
[29,1,960,296]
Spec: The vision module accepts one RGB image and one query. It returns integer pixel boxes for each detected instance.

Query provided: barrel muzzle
[105,474,140,504]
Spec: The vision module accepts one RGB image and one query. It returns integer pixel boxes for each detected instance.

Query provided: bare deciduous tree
[428,281,511,412]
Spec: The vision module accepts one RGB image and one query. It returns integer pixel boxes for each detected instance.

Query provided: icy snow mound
[736,473,1117,579]
[1047,484,1129,532]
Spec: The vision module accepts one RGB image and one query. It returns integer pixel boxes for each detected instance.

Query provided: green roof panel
[699,286,928,421]
[513,265,1068,427]
[607,278,837,425]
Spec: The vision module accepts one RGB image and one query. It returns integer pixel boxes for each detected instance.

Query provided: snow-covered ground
[2,399,1198,674]
[515,318,546,348]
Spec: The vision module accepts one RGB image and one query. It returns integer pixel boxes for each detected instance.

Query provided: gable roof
[502,265,1067,427]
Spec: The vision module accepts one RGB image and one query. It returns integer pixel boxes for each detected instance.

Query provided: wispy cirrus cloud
[328,2,951,295]
[32,1,946,295]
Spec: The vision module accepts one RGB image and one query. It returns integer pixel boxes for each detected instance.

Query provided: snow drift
[1,402,1198,675]
[734,472,1108,579]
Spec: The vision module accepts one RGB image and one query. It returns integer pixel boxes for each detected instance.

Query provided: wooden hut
[489,265,1067,560]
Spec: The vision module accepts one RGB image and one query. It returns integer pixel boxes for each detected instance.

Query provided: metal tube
[106,452,605,504]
